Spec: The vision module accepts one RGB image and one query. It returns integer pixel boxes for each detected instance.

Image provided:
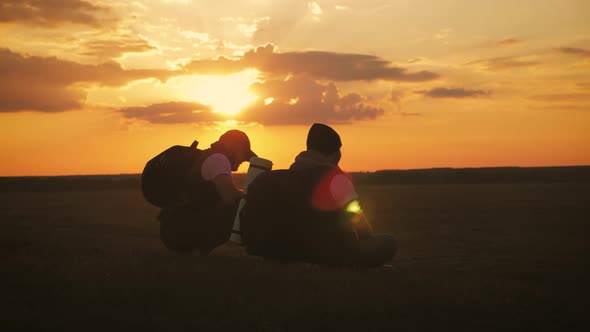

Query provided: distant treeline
[0,175,141,192]
[1,166,589,192]
[352,166,590,185]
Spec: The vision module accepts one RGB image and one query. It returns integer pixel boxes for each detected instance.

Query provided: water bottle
[230,156,273,244]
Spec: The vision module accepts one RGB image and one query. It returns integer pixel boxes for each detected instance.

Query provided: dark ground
[1,179,589,331]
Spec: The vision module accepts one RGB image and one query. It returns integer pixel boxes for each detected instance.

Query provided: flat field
[1,182,589,331]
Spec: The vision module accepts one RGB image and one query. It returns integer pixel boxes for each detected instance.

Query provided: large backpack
[240,168,357,263]
[141,140,203,208]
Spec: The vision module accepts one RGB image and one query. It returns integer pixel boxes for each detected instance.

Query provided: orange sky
[1,0,589,176]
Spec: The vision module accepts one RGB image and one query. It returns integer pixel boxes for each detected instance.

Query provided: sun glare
[174,69,259,117]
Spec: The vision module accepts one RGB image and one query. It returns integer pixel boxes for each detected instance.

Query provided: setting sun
[173,69,259,117]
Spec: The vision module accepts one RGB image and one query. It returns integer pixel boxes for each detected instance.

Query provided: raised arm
[212,173,243,205]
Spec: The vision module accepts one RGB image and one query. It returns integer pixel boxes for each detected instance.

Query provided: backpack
[239,170,307,259]
[240,168,351,261]
[141,140,203,208]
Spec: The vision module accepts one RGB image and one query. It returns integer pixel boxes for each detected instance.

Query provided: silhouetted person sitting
[155,130,256,255]
[240,123,396,267]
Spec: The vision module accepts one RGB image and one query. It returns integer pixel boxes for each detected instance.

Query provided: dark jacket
[240,151,359,264]
[158,148,237,254]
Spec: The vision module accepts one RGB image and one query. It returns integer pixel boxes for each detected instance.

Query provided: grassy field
[1,182,589,331]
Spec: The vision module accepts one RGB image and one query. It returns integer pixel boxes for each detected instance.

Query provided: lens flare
[346,200,362,214]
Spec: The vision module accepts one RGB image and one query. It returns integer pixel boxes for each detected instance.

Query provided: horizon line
[2,164,589,178]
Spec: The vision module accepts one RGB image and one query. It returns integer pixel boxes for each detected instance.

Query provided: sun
[174,69,259,117]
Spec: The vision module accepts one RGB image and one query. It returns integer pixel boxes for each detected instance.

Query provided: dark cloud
[417,87,489,98]
[119,102,221,124]
[0,0,115,27]
[0,49,173,112]
[497,38,523,46]
[236,76,385,125]
[80,36,156,59]
[184,44,439,82]
[467,56,539,70]
[558,47,590,58]
[244,44,440,81]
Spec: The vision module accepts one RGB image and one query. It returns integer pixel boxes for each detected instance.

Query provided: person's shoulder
[201,153,232,181]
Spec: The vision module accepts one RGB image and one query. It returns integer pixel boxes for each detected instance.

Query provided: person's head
[306,123,342,165]
[212,129,257,171]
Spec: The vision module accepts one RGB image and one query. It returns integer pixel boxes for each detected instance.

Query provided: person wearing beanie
[240,123,396,267]
[291,124,396,267]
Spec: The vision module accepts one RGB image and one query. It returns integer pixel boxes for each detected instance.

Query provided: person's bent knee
[357,234,397,267]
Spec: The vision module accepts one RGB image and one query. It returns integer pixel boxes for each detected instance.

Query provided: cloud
[245,45,440,81]
[116,76,386,126]
[497,38,523,46]
[119,102,221,124]
[417,87,489,98]
[110,66,397,126]
[237,76,385,125]
[0,0,115,27]
[183,56,246,75]
[80,36,156,59]
[0,49,173,112]
[558,47,590,58]
[467,56,539,70]
[184,44,439,82]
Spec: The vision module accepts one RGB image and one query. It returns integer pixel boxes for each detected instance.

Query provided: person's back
[241,167,358,263]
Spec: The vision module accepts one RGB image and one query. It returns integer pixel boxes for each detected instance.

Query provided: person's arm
[199,153,242,205]
[212,174,243,205]
[331,173,374,238]
[352,209,374,239]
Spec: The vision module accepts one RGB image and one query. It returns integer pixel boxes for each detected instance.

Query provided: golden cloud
[80,36,156,60]
[0,0,116,27]
[467,56,539,70]
[0,49,174,112]
[119,102,219,124]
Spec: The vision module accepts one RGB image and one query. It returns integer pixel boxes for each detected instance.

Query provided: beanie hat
[306,123,342,155]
